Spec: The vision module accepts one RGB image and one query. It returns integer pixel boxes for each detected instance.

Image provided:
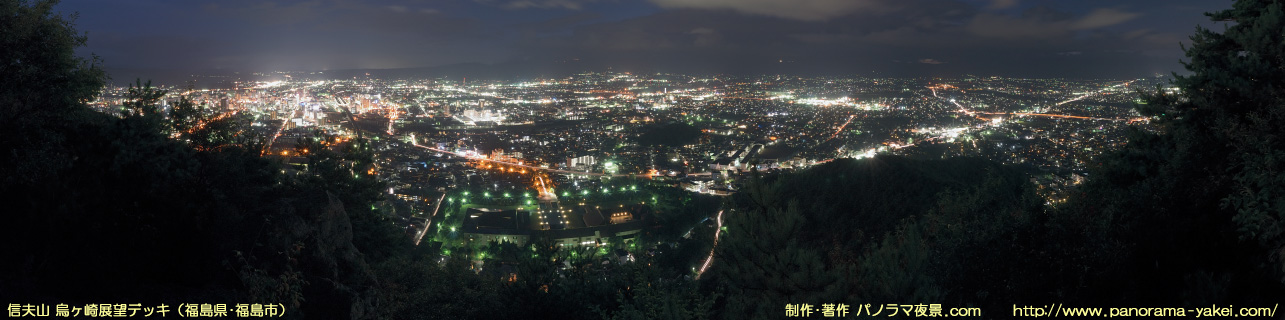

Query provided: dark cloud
[1072,8,1140,29]
[201,1,325,26]
[986,0,1019,10]
[205,0,488,41]
[57,0,1229,80]
[474,0,602,10]
[966,7,1138,40]
[509,12,603,34]
[648,0,892,21]
[514,1,1197,77]
[96,0,503,71]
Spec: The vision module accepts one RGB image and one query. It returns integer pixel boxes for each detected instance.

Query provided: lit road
[945,98,988,120]
[385,104,399,135]
[186,109,240,135]
[930,80,1140,122]
[694,209,725,280]
[535,175,555,200]
[1054,80,1134,106]
[934,80,1144,123]
[977,112,1145,122]
[820,114,855,144]
[410,141,650,177]
[262,106,294,154]
[263,125,286,153]
[414,193,446,246]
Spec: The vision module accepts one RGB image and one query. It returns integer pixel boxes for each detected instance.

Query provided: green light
[631,185,636,190]
[526,200,533,205]
[484,192,490,198]
[450,226,457,232]
[464,191,470,196]
[562,191,569,197]
[504,192,510,198]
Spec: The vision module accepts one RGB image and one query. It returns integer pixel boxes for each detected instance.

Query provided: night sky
[56,0,1230,80]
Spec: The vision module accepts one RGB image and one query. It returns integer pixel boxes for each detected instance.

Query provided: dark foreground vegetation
[4,0,1285,319]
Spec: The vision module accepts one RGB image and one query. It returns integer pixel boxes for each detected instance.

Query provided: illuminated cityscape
[88,71,1167,254]
[13,0,1284,318]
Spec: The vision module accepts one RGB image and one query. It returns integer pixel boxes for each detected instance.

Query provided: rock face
[306,192,379,320]
[235,192,381,320]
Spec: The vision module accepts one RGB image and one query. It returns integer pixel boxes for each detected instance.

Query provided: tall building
[568,155,596,169]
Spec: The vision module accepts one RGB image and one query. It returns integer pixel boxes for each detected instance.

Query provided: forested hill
[710,149,1282,318]
[709,156,1054,317]
[741,156,1034,247]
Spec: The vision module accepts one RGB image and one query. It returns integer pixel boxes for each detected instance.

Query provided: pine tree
[1060,0,1285,305]
[712,181,848,319]
[1177,0,1285,281]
